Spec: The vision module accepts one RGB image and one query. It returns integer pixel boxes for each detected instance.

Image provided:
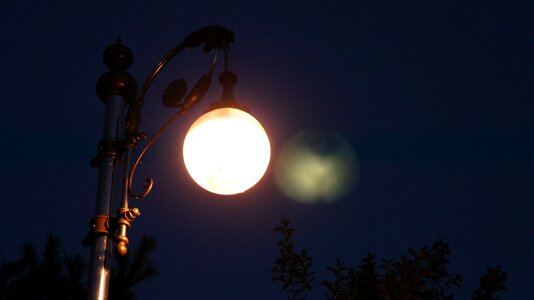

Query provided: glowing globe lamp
[183,107,271,195]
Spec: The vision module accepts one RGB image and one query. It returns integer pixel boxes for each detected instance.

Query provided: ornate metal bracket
[82,208,140,256]
[90,138,119,168]
[114,207,141,256]
[82,215,111,246]
[85,26,236,259]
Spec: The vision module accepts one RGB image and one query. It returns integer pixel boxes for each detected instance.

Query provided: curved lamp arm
[139,25,234,102]
[127,109,186,199]
[125,26,234,200]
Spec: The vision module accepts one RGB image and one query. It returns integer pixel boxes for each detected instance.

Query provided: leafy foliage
[472,266,507,300]
[375,239,462,300]
[110,236,159,300]
[272,218,507,300]
[272,217,315,300]
[322,255,380,300]
[0,234,158,300]
[0,234,85,300]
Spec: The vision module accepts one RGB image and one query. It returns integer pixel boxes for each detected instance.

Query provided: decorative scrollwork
[125,26,233,201]
[127,109,188,199]
[129,176,154,199]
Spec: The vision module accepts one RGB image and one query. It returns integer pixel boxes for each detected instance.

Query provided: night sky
[1,1,533,299]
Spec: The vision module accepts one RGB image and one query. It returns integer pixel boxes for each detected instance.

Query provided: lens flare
[274,130,358,204]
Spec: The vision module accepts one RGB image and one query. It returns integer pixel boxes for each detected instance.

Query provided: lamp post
[83,26,271,300]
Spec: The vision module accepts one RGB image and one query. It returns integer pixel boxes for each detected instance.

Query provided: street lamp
[83,26,271,300]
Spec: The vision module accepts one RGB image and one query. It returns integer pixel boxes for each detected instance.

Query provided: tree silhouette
[109,236,159,300]
[272,218,507,300]
[272,217,314,300]
[472,266,507,300]
[0,234,158,300]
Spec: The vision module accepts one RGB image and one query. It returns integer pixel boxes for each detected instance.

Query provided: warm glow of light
[183,107,271,195]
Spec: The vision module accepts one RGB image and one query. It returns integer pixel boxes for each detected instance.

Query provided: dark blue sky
[0,1,532,299]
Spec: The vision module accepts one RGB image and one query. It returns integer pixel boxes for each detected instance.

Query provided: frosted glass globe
[183,107,271,195]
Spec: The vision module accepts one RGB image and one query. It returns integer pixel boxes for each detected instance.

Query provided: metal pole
[85,39,137,300]
[87,95,125,300]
